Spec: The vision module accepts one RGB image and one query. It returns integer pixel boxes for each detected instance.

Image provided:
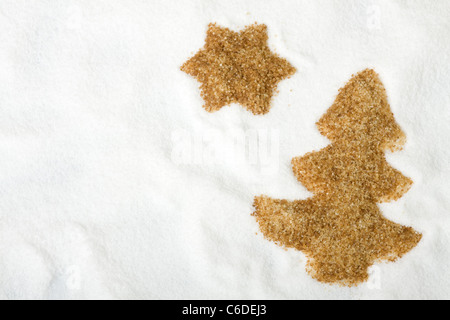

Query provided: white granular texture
[0,0,449,300]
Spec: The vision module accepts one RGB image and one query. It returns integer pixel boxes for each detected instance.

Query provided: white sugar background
[0,0,449,300]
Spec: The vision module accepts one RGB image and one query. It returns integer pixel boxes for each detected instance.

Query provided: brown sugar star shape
[181,23,296,115]
[253,69,422,286]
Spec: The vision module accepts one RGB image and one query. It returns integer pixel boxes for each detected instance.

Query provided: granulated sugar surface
[1,0,450,300]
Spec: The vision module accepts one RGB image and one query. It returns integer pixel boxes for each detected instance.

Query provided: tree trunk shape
[253,69,422,286]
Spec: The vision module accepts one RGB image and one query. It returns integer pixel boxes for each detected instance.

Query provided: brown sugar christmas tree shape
[181,23,296,115]
[253,69,422,286]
